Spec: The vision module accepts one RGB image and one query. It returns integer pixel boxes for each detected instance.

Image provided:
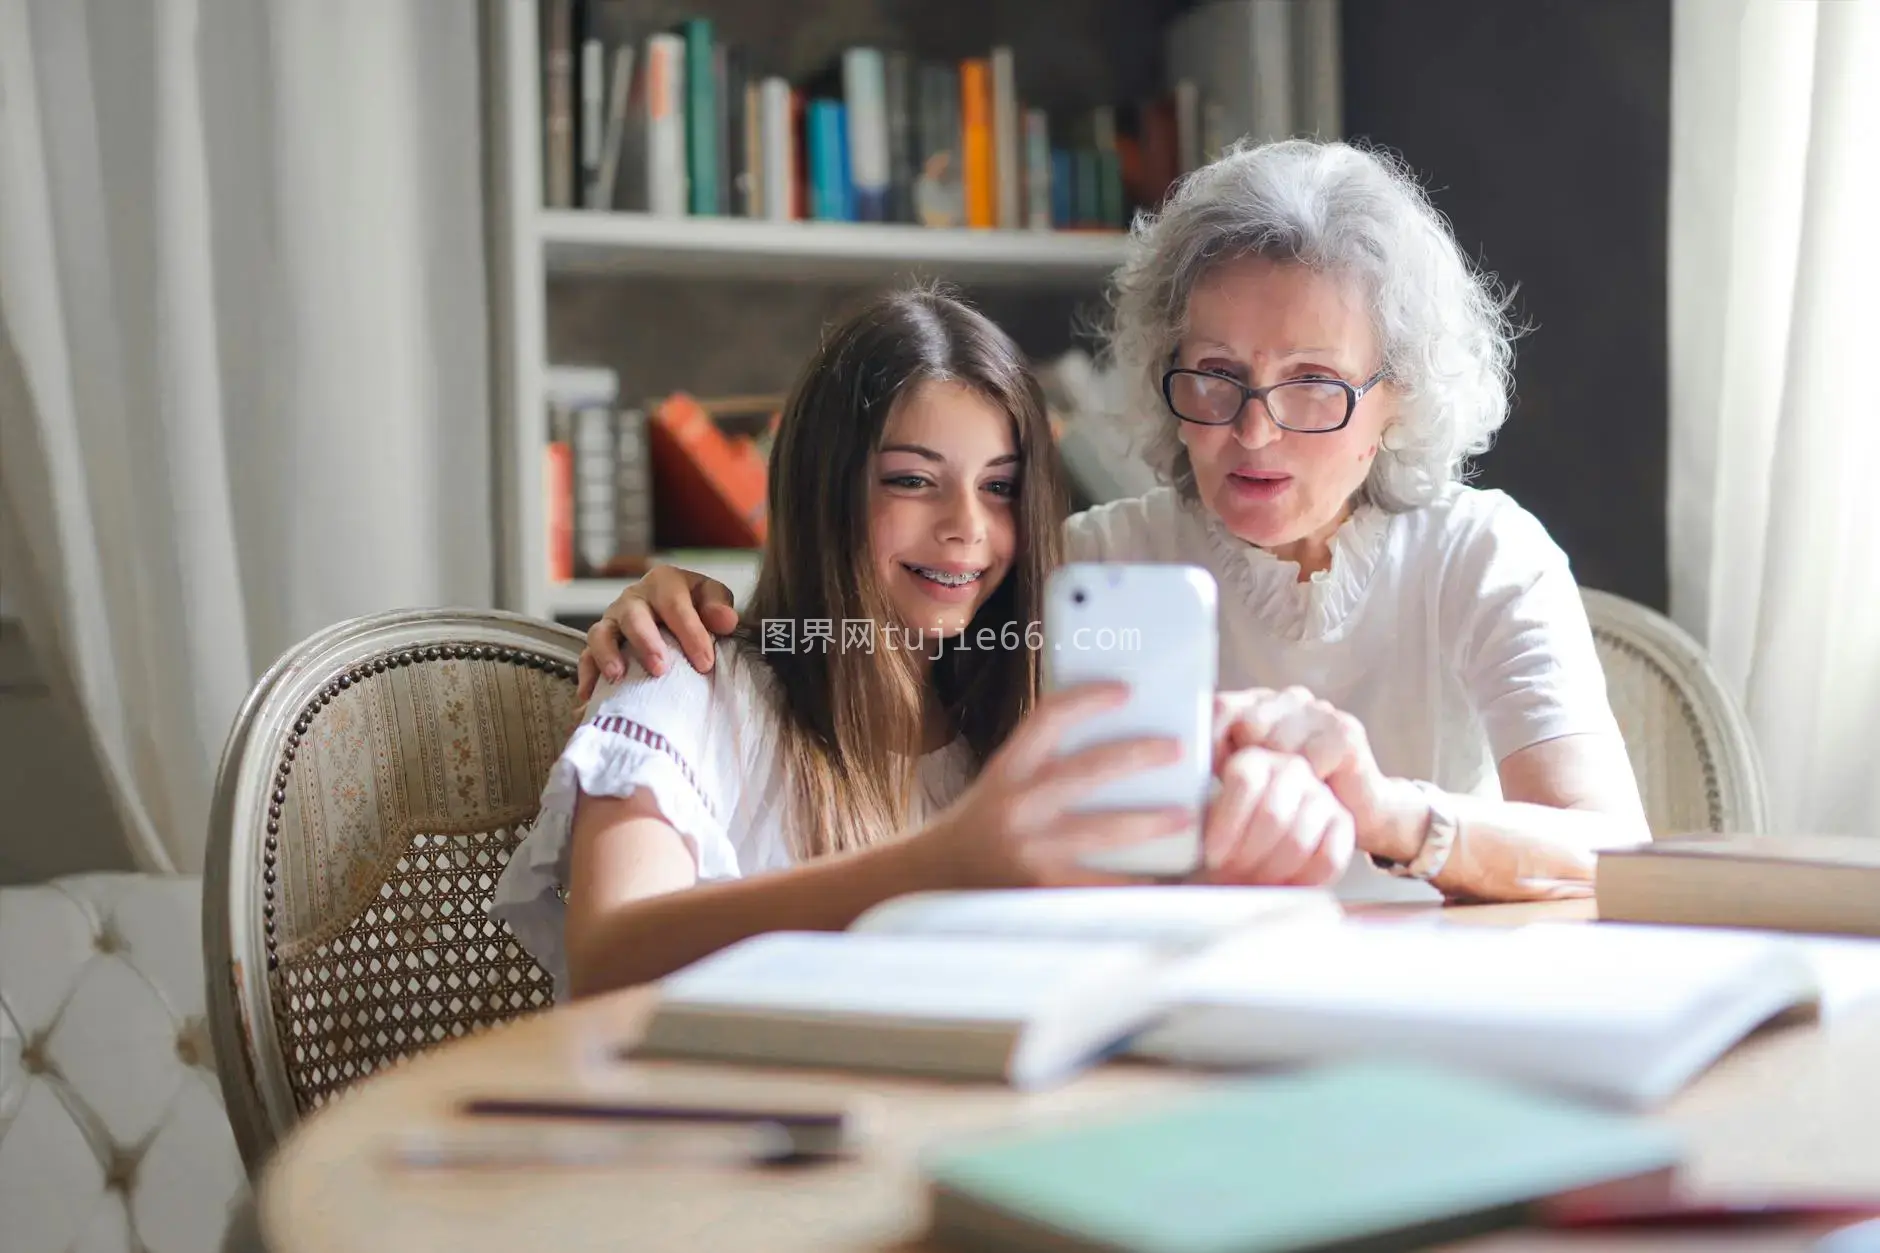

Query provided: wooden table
[258,902,1880,1252]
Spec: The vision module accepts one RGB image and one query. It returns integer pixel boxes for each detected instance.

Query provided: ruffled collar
[1191,498,1394,643]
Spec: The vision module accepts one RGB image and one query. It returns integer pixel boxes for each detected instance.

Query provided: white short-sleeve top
[489,636,976,999]
[1066,483,1623,803]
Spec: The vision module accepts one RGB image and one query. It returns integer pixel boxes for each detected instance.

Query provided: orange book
[647,392,769,548]
[544,440,573,582]
[960,59,994,229]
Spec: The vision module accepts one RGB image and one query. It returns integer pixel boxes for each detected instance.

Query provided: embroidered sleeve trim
[588,714,720,822]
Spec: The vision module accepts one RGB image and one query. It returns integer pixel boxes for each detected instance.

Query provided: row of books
[539,4,1226,230]
[544,367,773,582]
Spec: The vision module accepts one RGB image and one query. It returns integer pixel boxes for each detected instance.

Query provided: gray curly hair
[1102,138,1519,512]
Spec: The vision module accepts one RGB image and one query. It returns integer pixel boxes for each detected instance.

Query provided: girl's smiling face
[868,380,1020,639]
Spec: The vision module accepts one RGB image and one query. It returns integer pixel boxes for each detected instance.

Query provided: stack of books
[544,374,772,582]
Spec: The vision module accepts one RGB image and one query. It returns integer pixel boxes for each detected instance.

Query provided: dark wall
[1341,0,1670,609]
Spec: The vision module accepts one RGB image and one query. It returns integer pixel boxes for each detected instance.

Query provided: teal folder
[922,1062,1682,1253]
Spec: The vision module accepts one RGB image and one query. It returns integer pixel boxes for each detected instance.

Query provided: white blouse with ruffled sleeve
[1066,482,1623,804]
[490,636,976,999]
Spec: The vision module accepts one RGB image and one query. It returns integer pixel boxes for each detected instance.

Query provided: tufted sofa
[0,873,248,1253]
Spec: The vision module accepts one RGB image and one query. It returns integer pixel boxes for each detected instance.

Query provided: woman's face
[1173,255,1395,555]
[869,380,1020,640]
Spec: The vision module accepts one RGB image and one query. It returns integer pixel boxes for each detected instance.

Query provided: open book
[1128,920,1822,1108]
[628,886,1340,1090]
[631,893,1832,1106]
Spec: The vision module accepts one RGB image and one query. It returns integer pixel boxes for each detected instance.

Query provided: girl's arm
[562,790,942,998]
[561,682,1339,997]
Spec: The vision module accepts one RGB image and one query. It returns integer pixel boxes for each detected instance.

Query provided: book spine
[742,77,763,218]
[834,102,855,221]
[1093,106,1123,228]
[1024,109,1052,230]
[572,404,617,574]
[714,42,732,216]
[808,100,843,221]
[843,48,890,223]
[545,436,573,583]
[960,59,994,229]
[540,0,574,208]
[579,35,605,207]
[722,45,748,217]
[1051,149,1073,227]
[1075,148,1099,227]
[914,64,962,228]
[791,88,809,221]
[990,47,1020,229]
[614,408,653,558]
[644,35,687,216]
[1138,95,1178,209]
[594,43,635,211]
[679,17,717,215]
[884,52,915,223]
[760,77,794,220]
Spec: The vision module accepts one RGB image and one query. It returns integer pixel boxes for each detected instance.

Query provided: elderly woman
[580,139,1648,902]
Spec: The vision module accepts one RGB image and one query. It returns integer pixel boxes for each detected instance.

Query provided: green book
[677,17,717,216]
[922,1062,1682,1253]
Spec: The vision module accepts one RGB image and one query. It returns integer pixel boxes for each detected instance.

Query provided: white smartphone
[1040,563,1219,878]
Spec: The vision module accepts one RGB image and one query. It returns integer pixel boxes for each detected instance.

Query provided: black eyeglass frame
[1159,365,1390,434]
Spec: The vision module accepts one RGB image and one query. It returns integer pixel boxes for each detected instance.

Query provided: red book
[544,441,573,582]
[647,393,768,549]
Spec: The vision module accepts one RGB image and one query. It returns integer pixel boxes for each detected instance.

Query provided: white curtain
[1669,0,1880,834]
[0,0,493,874]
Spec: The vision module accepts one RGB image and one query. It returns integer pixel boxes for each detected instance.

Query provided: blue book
[1051,150,1074,227]
[807,100,844,221]
[833,101,855,221]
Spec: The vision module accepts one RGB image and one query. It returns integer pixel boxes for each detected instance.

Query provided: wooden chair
[1582,588,1767,836]
[202,608,585,1173]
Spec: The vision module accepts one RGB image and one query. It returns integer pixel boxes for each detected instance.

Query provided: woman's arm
[1213,690,1647,902]
[1362,731,1648,901]
[562,790,941,997]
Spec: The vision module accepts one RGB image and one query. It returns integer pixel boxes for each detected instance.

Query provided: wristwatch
[1387,779,1459,882]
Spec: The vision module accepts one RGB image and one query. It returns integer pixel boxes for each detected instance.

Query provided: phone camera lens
[1071,589,1086,606]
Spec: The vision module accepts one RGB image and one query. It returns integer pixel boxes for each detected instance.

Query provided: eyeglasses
[1161,366,1389,434]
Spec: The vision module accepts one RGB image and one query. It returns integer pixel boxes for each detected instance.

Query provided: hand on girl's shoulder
[578,629,764,728]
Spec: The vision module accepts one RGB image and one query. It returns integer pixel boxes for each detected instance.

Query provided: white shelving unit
[485,0,1130,622]
[540,209,1130,285]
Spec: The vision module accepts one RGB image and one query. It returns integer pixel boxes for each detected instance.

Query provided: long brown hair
[733,286,1067,858]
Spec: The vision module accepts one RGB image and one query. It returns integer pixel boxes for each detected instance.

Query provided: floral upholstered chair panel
[204,609,586,1173]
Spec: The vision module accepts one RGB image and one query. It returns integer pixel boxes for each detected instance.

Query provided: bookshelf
[485,0,1145,625]
[539,210,1130,284]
